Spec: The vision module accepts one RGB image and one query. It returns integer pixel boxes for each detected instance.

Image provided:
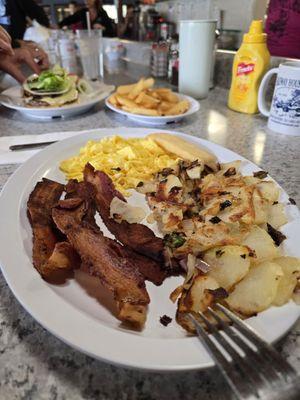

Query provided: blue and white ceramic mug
[258,61,300,135]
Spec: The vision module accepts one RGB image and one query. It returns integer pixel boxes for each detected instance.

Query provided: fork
[189,303,300,400]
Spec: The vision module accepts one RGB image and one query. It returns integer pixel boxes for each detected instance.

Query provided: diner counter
[0,84,299,399]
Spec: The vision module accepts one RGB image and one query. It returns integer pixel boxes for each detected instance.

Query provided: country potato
[242,225,279,263]
[204,245,251,290]
[226,261,283,316]
[182,275,220,313]
[252,188,269,225]
[272,257,300,306]
[256,181,280,203]
[267,203,287,229]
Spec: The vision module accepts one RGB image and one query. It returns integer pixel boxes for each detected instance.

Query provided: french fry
[165,100,189,115]
[128,78,145,100]
[159,101,173,111]
[159,91,179,103]
[116,95,137,109]
[136,92,160,108]
[153,88,171,94]
[142,77,155,90]
[122,106,159,116]
[116,83,136,95]
[110,78,190,117]
[147,90,160,99]
[108,94,118,106]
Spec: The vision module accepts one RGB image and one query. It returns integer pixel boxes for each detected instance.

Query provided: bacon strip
[27,178,79,281]
[52,198,150,327]
[83,163,165,264]
[65,179,98,228]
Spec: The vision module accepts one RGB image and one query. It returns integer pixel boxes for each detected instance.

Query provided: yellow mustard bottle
[228,20,270,114]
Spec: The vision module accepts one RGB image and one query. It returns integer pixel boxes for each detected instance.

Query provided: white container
[258,61,300,136]
[179,20,217,99]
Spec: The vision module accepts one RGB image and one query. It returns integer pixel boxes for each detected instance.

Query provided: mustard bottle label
[236,62,255,76]
[233,57,256,101]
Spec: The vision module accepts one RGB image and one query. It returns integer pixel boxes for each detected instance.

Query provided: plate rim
[0,84,115,115]
[0,127,299,372]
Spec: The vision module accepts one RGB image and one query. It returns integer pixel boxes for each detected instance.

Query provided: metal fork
[189,303,300,400]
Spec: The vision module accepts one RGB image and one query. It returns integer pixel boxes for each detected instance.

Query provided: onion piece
[136,181,157,194]
[183,254,196,288]
[164,175,182,196]
[110,196,146,224]
[186,165,203,180]
[195,259,211,274]
[169,285,183,303]
[179,258,188,271]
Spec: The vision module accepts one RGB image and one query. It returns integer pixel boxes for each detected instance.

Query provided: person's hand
[93,23,105,30]
[0,47,43,83]
[17,40,49,70]
[0,26,14,56]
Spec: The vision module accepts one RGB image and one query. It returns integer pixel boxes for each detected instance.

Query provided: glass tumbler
[76,30,104,80]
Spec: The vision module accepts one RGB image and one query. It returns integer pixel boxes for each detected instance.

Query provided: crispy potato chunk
[226,261,283,316]
[267,203,287,229]
[204,245,251,291]
[242,225,279,263]
[272,257,300,306]
[256,181,280,203]
[252,188,269,225]
[176,275,221,332]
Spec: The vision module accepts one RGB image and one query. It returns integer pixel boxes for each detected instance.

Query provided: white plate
[0,83,115,120]
[0,128,299,372]
[105,94,200,125]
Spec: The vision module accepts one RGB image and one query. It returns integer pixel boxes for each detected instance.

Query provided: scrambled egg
[59,135,179,195]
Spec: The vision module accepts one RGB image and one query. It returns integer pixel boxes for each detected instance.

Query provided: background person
[68,1,81,16]
[117,4,134,38]
[0,0,50,41]
[59,0,114,37]
[265,0,300,59]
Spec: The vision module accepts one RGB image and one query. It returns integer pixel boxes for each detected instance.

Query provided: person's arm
[98,9,114,37]
[0,26,14,56]
[58,9,85,28]
[21,0,50,27]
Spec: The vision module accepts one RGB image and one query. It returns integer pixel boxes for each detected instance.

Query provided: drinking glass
[179,20,217,99]
[76,30,104,80]
[58,31,78,74]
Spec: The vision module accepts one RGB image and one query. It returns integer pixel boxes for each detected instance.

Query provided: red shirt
[265,0,300,59]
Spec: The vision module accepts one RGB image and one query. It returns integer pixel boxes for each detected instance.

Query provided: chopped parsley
[164,232,186,249]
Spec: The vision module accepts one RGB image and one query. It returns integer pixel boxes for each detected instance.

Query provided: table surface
[0,84,299,400]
